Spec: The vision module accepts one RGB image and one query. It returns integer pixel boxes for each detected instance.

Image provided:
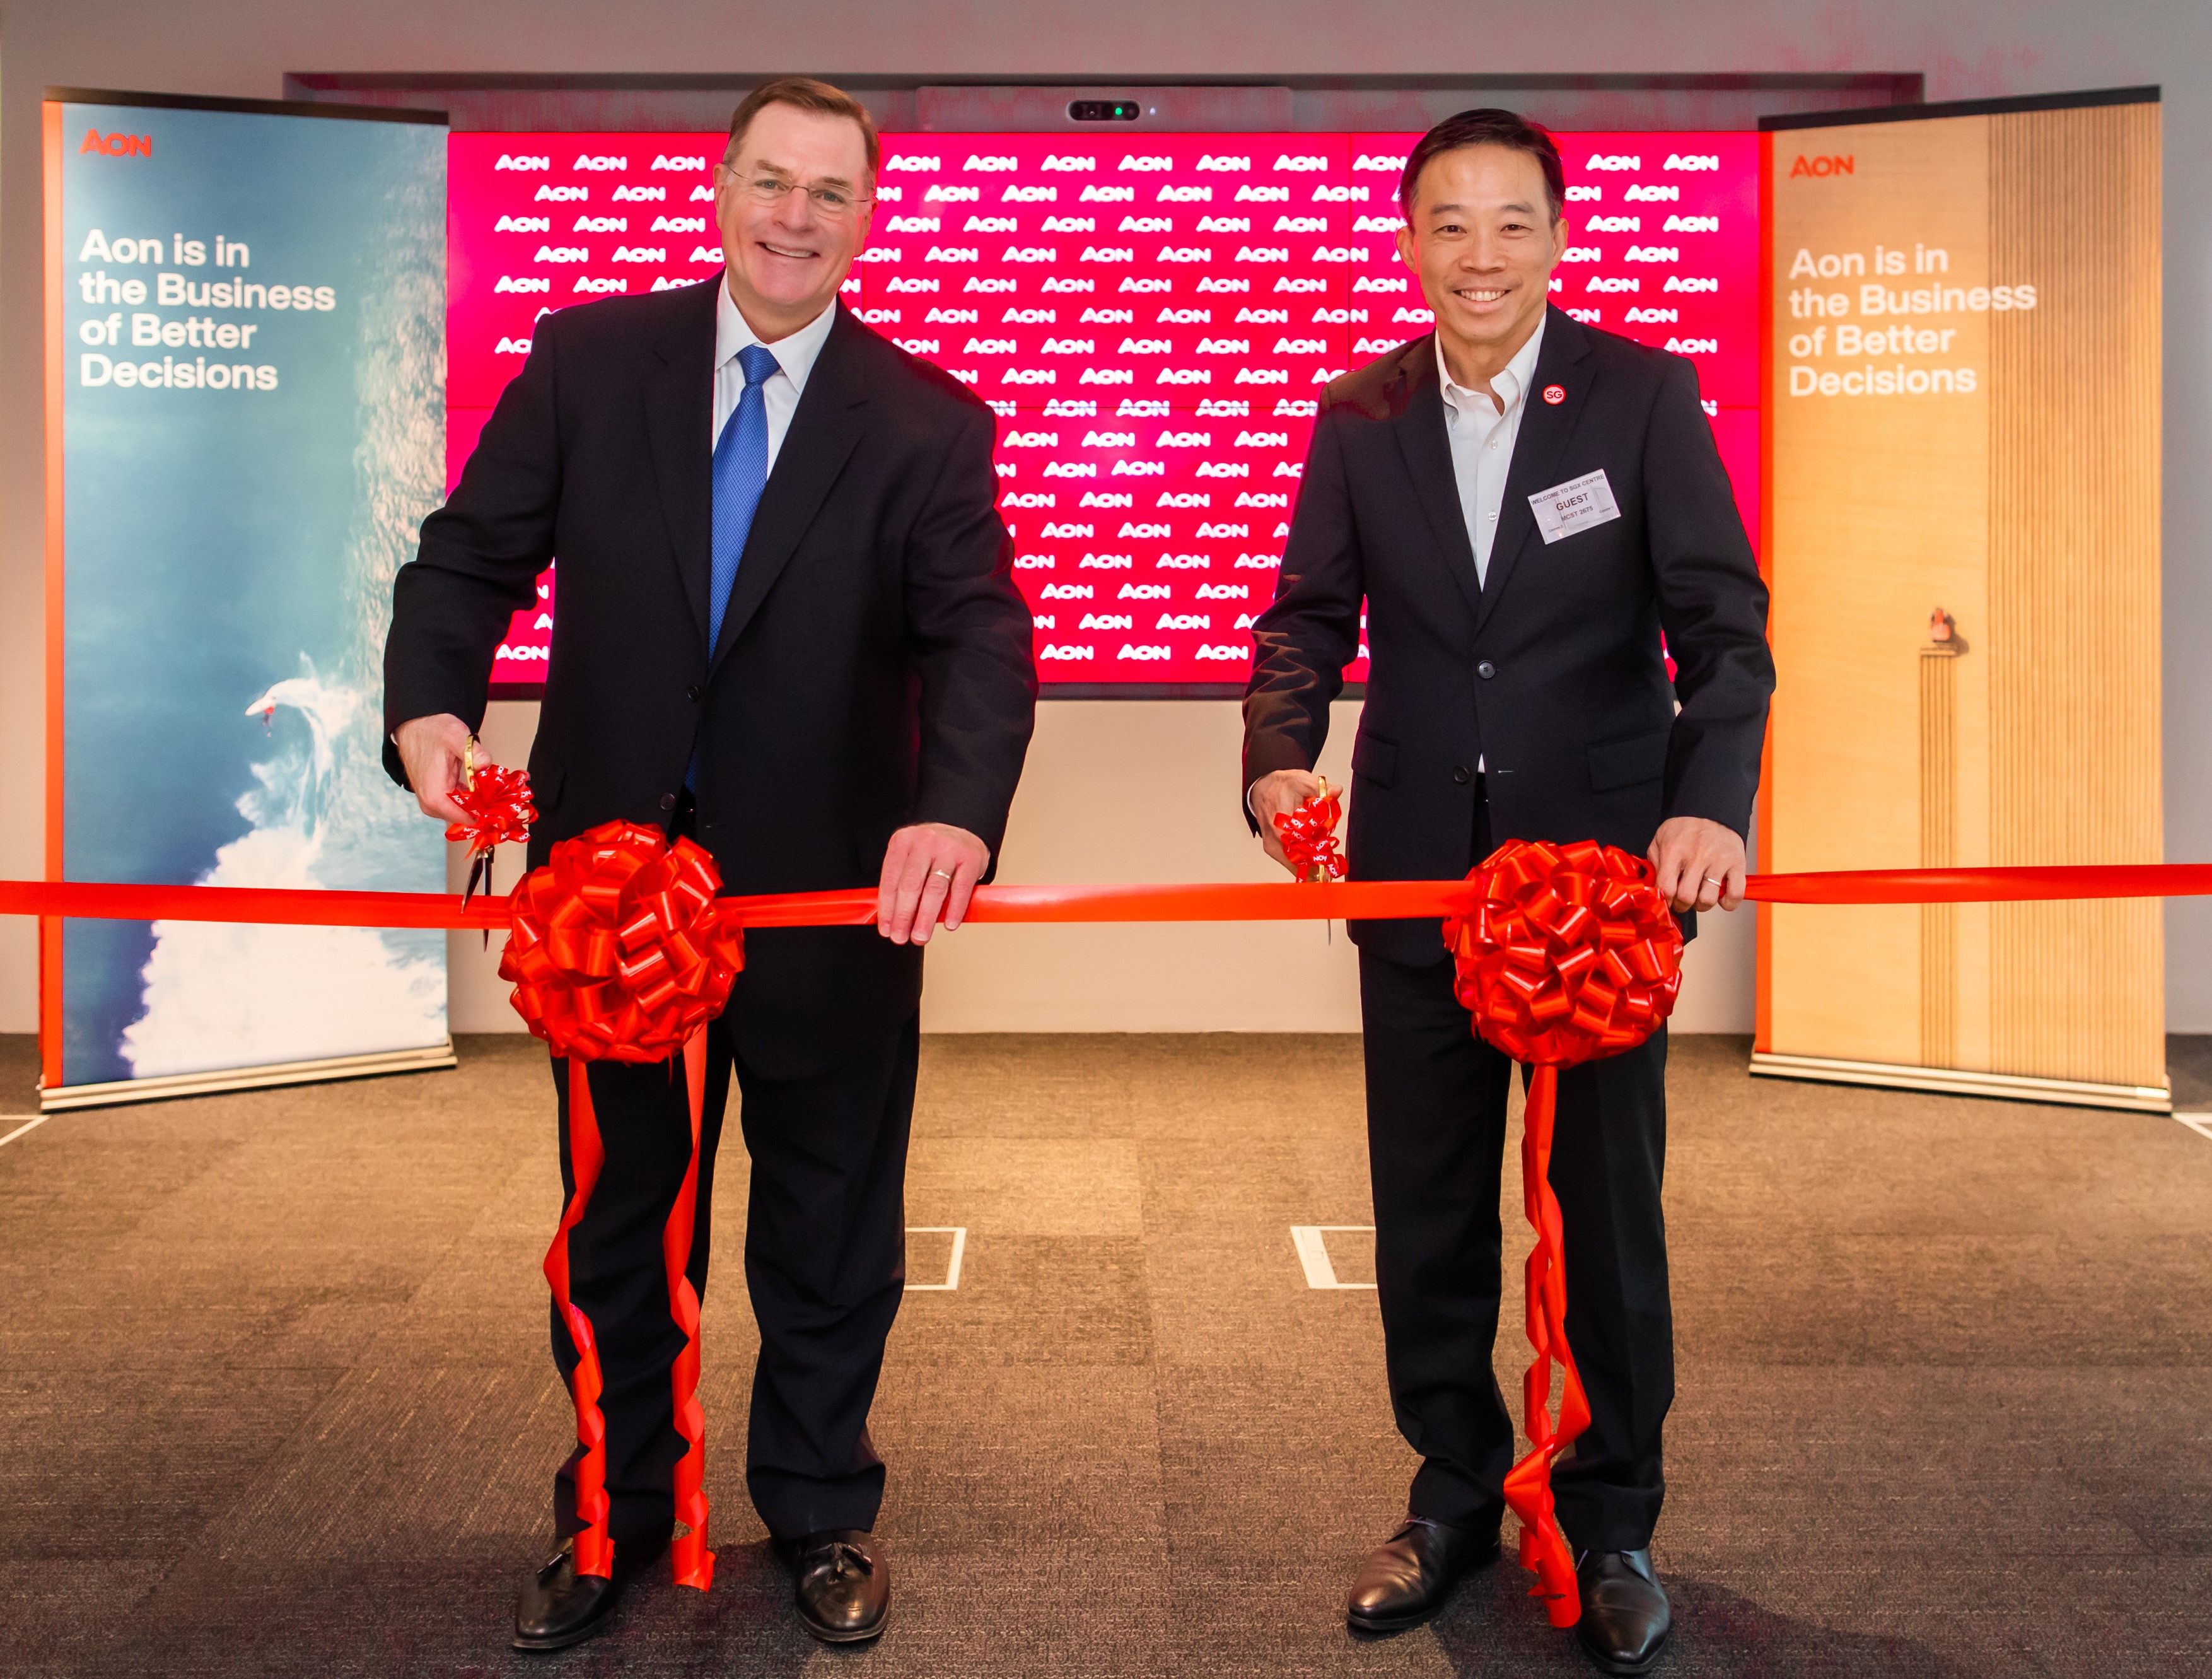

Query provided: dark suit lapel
[1387,336,1487,625]
[709,301,871,671]
[1479,306,1598,635]
[644,278,721,646]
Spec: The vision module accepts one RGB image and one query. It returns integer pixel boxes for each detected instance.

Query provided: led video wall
[449,131,1759,689]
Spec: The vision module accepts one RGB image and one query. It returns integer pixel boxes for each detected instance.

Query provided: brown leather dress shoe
[1345,1515,1502,1634]
[1575,1548,1671,1675]
[777,1529,890,1644]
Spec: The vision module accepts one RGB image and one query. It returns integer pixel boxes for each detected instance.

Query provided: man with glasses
[383,78,1035,1651]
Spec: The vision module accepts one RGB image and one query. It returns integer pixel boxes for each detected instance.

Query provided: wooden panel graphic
[1757,94,2163,1108]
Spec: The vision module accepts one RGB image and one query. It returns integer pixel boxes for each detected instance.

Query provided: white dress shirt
[1439,317,1544,776]
[1246,320,1548,810]
[1437,313,1545,588]
[713,279,836,467]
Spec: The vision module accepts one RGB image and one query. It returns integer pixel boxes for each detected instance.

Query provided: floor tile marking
[1291,1224,1377,1290]
[0,1114,52,1150]
[2176,1113,2212,1143]
[905,1226,967,1291]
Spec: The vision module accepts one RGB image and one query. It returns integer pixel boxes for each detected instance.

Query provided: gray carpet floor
[3,1031,2209,1678]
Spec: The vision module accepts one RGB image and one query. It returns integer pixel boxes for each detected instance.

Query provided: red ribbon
[665,1032,714,1590]
[497,822,746,1064]
[445,762,537,857]
[1272,785,1347,882]
[15,850,2212,1612]
[10,863,2212,932]
[1441,840,1686,1628]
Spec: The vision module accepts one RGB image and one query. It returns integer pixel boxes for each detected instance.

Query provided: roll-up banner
[1755,88,2165,1111]
[42,91,452,1110]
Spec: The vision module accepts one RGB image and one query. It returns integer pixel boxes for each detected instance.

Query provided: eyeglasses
[718,165,873,218]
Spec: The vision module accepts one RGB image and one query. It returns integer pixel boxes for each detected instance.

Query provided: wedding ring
[1703,875,1725,886]
[931,867,954,880]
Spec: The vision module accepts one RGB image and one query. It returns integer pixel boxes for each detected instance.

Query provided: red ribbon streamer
[1502,1063,1587,1625]
[498,822,747,1064]
[1442,840,1686,1627]
[547,1055,617,1581]
[665,1031,714,1591]
[11,863,2212,933]
[1272,785,1347,882]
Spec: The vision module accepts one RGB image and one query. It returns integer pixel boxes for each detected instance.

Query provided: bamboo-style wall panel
[1984,103,2164,1088]
[1919,641,1959,1068]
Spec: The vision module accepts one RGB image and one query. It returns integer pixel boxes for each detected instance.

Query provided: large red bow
[498,821,745,1063]
[1441,838,1685,1628]
[1445,838,1684,1067]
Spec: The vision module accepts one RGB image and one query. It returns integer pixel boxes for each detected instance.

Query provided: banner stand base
[1749,1051,2171,1114]
[38,1040,458,1112]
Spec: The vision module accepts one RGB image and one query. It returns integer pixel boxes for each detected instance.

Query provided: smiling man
[1242,110,1773,1673]
[383,78,1035,1651]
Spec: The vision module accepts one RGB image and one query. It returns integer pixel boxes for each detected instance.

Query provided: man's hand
[1248,768,1324,876]
[392,713,479,825]
[1648,816,1747,914]
[876,822,991,945]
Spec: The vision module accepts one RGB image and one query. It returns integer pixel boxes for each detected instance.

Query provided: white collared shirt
[713,277,837,467]
[1436,313,1546,588]
[1243,320,1550,813]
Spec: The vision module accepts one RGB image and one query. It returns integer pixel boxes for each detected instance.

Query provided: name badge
[1528,469,1621,545]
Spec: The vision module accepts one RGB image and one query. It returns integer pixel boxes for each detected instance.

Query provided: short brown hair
[724,77,880,180]
[1399,108,1565,223]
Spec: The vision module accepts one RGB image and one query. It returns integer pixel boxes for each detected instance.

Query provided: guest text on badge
[1528,469,1622,545]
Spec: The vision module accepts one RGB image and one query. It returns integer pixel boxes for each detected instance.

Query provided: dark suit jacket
[1242,307,1773,966]
[384,279,1037,1072]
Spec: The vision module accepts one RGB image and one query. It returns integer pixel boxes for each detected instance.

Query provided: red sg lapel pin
[1542,383,1566,406]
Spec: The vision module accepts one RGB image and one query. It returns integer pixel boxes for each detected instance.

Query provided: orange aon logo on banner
[1787,153,1854,178]
[81,129,152,158]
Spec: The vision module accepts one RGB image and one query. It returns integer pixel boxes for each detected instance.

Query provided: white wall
[4,1,2204,1036]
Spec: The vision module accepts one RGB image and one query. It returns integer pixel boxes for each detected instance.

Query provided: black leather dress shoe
[511,1535,660,1653]
[1575,1548,1671,1675]
[1345,1515,1502,1634]
[777,1529,889,1644]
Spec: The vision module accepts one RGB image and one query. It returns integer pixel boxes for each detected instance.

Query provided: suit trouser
[547,1005,920,1545]
[1358,792,1675,1555]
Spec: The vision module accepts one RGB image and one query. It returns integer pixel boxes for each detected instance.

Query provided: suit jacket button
[685,684,702,703]
[1476,660,1496,679]
[1453,766,1472,785]
[660,793,677,810]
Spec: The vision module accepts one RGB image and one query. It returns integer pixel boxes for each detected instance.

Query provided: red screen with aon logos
[448,131,1759,691]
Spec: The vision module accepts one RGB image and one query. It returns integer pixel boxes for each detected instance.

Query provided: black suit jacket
[384,279,1037,1072]
[1242,307,1773,966]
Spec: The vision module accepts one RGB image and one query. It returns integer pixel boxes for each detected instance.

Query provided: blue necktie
[687,343,778,795]
[706,342,780,653]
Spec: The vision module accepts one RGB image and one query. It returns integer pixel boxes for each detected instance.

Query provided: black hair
[1398,108,1566,222]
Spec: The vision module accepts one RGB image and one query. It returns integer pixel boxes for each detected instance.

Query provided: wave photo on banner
[54,97,450,1091]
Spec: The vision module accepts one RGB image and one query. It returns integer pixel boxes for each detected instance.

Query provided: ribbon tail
[1501,1063,1583,1628]
[546,1056,617,1579]
[663,1028,714,1591]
